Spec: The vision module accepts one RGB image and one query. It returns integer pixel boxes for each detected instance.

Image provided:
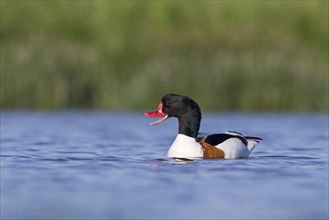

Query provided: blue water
[1,111,328,219]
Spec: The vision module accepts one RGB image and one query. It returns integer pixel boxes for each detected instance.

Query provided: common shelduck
[144,94,262,159]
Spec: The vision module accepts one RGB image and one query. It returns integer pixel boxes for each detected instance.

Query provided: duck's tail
[245,136,262,153]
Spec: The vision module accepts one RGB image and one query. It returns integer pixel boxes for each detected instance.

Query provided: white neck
[167,134,203,158]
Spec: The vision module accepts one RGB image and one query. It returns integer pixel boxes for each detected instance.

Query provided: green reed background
[1,1,328,111]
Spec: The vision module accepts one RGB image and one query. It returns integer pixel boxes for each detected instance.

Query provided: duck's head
[144,94,201,138]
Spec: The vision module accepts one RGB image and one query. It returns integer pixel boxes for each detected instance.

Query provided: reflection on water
[1,111,328,219]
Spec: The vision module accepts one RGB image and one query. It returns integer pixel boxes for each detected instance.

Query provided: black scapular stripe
[205,134,248,146]
[244,136,263,142]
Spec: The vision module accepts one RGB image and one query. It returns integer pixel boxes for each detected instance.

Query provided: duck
[144,94,262,159]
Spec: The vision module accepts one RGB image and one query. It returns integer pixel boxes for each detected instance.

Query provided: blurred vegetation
[1,1,328,111]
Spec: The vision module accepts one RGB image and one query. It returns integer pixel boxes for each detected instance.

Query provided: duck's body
[144,94,262,159]
[168,132,261,159]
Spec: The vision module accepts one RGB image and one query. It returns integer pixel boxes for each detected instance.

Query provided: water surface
[1,111,328,219]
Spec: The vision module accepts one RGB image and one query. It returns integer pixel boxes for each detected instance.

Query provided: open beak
[144,103,169,126]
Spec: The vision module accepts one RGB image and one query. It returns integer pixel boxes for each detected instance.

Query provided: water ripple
[1,112,328,219]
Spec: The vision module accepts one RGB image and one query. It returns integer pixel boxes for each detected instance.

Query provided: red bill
[144,103,169,126]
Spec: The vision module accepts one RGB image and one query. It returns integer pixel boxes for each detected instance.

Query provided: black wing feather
[244,136,263,142]
[205,133,248,146]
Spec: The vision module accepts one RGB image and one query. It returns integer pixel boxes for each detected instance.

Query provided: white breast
[167,134,203,159]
